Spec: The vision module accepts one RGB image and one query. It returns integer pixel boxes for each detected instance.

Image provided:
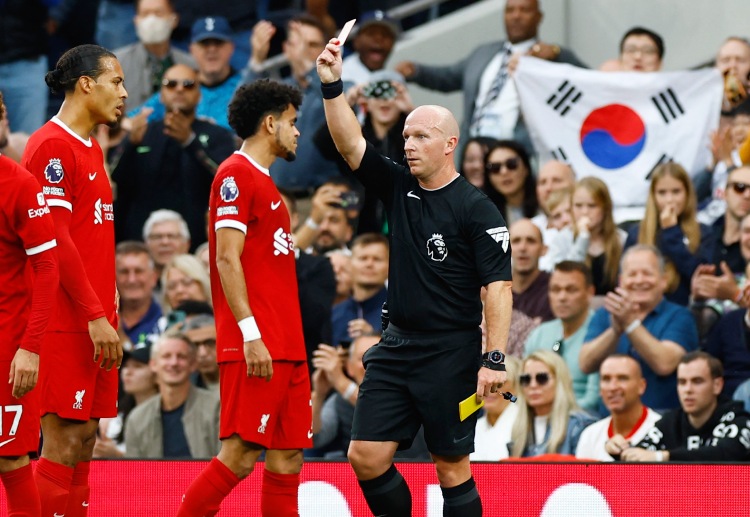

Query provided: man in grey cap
[131,15,241,130]
[182,313,219,391]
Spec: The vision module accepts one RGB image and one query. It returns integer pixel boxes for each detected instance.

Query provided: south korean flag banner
[515,56,722,222]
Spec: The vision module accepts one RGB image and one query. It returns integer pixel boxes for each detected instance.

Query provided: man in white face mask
[114,0,196,112]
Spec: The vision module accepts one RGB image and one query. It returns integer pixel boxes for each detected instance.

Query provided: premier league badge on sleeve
[44,158,64,184]
[220,176,239,202]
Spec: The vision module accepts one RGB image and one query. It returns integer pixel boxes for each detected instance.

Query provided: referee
[317,41,513,516]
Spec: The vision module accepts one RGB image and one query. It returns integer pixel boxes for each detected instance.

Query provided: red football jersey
[209,152,306,363]
[0,155,57,361]
[22,118,117,332]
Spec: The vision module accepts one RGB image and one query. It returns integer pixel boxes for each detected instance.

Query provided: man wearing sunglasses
[113,63,236,248]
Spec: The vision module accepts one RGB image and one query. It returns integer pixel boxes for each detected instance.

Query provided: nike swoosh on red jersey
[0,437,16,448]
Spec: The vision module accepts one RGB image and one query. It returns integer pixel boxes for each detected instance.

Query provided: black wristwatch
[481,350,506,371]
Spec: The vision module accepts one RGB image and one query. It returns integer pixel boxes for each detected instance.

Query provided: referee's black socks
[358,464,412,516]
[441,477,482,517]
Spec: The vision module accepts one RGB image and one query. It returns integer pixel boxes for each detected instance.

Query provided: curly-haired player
[177,79,309,517]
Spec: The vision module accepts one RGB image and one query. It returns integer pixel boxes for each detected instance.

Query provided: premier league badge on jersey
[220,176,239,202]
[426,233,448,262]
[44,158,64,184]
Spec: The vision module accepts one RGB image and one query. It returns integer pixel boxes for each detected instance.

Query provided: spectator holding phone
[317,70,413,234]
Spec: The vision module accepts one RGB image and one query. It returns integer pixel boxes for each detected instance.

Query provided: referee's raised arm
[316,40,367,171]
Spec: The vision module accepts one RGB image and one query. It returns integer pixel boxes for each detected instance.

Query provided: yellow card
[459,393,484,422]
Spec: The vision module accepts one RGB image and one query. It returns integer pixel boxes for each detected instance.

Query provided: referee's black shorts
[350,324,482,457]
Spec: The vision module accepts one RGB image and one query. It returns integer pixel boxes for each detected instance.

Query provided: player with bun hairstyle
[21,44,127,517]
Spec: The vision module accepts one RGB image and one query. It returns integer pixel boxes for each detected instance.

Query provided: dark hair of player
[45,44,118,94]
[228,79,303,140]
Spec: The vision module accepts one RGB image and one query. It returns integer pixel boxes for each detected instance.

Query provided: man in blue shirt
[525,260,600,414]
[580,244,699,411]
[331,233,389,348]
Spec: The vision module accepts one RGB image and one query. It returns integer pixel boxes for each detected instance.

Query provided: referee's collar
[420,172,460,192]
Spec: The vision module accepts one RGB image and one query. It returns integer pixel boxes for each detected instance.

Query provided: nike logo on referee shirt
[407,191,420,200]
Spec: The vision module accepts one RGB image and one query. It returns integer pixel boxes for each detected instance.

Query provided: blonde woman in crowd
[546,177,625,295]
[161,254,212,312]
[625,162,714,305]
[510,350,595,457]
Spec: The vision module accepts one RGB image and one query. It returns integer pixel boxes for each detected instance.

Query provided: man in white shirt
[575,354,661,461]
[395,0,585,155]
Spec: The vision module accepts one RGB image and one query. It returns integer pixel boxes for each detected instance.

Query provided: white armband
[238,317,261,342]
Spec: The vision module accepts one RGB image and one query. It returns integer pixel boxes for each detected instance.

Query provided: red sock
[34,458,73,517]
[64,461,91,517]
[176,458,241,517]
[261,470,300,517]
[0,463,41,517]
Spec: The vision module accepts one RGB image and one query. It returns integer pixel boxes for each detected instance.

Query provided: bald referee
[316,39,513,516]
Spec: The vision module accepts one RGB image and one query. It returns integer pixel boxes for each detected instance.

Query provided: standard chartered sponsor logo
[273,228,293,256]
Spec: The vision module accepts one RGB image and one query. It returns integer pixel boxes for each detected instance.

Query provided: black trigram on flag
[645,153,674,180]
[651,88,685,123]
[550,146,569,163]
[546,81,582,116]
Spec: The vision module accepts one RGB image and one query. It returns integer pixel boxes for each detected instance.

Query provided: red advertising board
[3,461,748,516]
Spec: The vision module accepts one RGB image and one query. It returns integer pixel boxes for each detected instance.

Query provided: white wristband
[305,217,320,230]
[655,451,664,462]
[238,317,261,342]
[625,319,642,335]
[343,381,357,400]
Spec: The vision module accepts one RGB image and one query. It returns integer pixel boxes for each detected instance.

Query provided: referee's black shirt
[354,143,512,332]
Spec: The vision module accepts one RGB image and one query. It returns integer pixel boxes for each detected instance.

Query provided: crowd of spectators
[3,0,750,464]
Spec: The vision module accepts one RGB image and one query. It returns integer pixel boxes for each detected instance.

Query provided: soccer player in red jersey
[177,79,312,517]
[21,45,126,517]
[0,92,59,517]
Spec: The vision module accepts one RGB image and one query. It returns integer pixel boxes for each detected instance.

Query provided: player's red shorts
[0,359,40,456]
[38,332,118,421]
[219,360,312,450]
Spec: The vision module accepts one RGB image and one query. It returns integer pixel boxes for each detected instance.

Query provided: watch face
[489,350,504,363]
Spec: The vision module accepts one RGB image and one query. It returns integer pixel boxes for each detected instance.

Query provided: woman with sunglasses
[482,140,539,226]
[510,350,595,458]
[460,136,498,190]
[624,162,714,306]
[547,177,626,295]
